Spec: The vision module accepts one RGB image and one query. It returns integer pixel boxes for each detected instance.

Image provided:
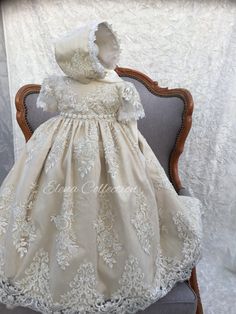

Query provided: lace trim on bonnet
[54,21,122,83]
[88,21,122,80]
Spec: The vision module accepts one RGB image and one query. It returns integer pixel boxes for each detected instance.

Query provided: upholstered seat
[4,66,202,314]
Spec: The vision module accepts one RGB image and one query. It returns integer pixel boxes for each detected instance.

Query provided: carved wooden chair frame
[15,66,203,314]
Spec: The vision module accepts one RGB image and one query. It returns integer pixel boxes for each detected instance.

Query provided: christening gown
[0,21,202,313]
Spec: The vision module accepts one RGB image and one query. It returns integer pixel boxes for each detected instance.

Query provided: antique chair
[3,66,203,314]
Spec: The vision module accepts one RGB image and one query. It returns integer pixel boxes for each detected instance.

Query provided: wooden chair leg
[189,267,203,314]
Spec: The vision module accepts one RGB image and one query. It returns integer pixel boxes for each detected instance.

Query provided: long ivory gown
[0,20,202,313]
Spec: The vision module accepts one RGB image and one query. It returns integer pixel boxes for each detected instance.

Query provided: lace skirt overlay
[0,115,202,313]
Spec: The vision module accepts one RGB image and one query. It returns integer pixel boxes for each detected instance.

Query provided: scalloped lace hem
[0,256,200,314]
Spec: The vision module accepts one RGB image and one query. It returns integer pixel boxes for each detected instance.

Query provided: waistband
[60,111,117,120]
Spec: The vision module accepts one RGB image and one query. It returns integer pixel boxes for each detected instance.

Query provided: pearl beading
[60,111,117,120]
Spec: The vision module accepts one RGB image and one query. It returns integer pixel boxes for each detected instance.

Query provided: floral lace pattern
[26,118,60,165]
[15,248,53,309]
[0,184,201,313]
[11,183,39,258]
[102,124,120,178]
[0,250,159,313]
[138,136,175,192]
[37,75,145,124]
[0,47,202,313]
[26,127,47,164]
[110,255,153,313]
[150,157,175,191]
[131,189,154,255]
[36,76,59,112]
[173,202,202,263]
[0,185,14,236]
[117,81,145,122]
[152,204,202,297]
[38,75,124,116]
[59,48,103,83]
[45,120,72,174]
[0,215,201,314]
[93,193,122,268]
[55,21,120,84]
[73,124,99,178]
[51,192,79,270]
[122,124,140,154]
[59,262,104,312]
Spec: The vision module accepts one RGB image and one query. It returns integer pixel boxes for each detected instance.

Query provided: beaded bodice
[37,75,145,122]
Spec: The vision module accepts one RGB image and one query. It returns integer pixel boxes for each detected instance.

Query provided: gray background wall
[0,8,14,185]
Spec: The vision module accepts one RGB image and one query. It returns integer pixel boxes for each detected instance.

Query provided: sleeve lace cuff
[117,81,145,123]
[36,76,58,112]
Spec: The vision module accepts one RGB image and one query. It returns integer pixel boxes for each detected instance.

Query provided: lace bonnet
[54,21,122,83]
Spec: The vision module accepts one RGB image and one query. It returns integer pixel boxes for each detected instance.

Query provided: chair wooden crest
[15,66,203,314]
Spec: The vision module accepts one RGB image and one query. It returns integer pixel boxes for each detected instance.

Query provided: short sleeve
[117,81,145,122]
[36,76,58,112]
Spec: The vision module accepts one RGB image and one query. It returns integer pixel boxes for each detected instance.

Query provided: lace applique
[36,76,58,112]
[61,49,103,83]
[110,255,153,313]
[121,124,140,154]
[61,77,120,115]
[61,77,90,112]
[60,255,150,313]
[0,185,14,235]
[37,75,121,116]
[93,193,122,268]
[26,128,45,164]
[73,124,99,178]
[178,195,203,225]
[59,262,104,312]
[103,124,120,178]
[12,183,39,258]
[131,189,154,255]
[45,120,72,173]
[146,154,175,191]
[173,206,202,263]
[152,203,202,296]
[57,21,120,84]
[0,242,201,314]
[152,171,175,191]
[117,82,145,123]
[157,206,169,235]
[26,119,59,165]
[15,248,53,307]
[51,192,79,270]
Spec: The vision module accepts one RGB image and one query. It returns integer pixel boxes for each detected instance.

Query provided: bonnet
[54,21,123,83]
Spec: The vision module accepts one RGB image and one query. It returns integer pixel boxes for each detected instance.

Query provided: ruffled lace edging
[88,21,121,79]
[36,99,48,111]
[117,81,146,123]
[36,75,59,113]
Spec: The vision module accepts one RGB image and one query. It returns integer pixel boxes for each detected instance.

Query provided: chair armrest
[178,187,191,197]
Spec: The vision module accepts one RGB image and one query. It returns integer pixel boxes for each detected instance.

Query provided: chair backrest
[15,67,193,191]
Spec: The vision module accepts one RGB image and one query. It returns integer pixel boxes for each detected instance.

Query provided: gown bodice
[37,74,145,122]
